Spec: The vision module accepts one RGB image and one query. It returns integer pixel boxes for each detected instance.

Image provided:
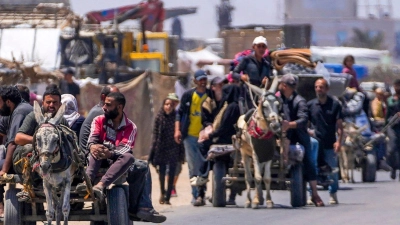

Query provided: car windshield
[131,59,160,71]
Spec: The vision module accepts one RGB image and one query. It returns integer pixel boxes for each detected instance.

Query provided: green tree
[345,28,385,50]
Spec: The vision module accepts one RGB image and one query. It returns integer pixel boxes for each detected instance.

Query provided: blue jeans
[323,149,339,194]
[183,135,210,199]
[304,137,318,181]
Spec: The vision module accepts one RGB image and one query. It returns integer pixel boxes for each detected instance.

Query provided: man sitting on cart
[78,86,166,223]
[14,85,70,201]
[232,36,272,111]
[0,85,33,217]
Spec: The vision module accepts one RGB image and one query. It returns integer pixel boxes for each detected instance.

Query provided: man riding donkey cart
[192,36,325,208]
[0,86,33,218]
[78,85,166,222]
[0,85,166,224]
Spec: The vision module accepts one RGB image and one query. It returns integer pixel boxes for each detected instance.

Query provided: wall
[285,0,357,19]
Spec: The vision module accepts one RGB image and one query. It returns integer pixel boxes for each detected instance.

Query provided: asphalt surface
[3,166,398,225]
[142,170,399,225]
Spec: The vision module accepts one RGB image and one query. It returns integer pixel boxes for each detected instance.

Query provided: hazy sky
[69,0,283,39]
[69,0,400,39]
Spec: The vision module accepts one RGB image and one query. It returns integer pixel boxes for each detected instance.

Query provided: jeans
[184,135,209,199]
[323,149,339,194]
[127,160,153,213]
[0,145,6,203]
[387,127,400,170]
[303,137,318,181]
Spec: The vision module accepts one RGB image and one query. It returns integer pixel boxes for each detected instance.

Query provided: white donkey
[235,76,282,209]
[33,101,78,225]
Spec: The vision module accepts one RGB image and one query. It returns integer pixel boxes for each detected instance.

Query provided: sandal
[159,195,165,204]
[92,186,105,201]
[311,195,325,207]
[16,191,31,202]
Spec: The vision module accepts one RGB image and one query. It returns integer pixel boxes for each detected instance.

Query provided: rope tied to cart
[14,155,36,201]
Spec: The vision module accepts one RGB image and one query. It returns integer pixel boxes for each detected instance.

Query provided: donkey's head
[33,101,66,176]
[247,76,282,134]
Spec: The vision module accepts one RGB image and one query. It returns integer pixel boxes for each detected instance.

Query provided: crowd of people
[0,80,166,222]
[0,35,398,222]
[166,36,400,208]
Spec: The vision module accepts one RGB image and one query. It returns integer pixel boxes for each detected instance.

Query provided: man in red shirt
[86,92,136,195]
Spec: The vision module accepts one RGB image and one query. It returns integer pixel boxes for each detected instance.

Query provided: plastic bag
[314,62,330,85]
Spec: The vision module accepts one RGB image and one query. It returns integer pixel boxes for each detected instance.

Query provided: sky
[69,0,283,39]
[69,0,400,39]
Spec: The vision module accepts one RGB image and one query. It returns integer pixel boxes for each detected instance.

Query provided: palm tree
[345,28,385,50]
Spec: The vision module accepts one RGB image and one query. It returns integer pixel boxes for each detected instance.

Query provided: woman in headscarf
[202,84,241,205]
[203,84,241,144]
[61,94,85,138]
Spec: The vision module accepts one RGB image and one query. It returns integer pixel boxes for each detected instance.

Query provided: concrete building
[284,0,400,60]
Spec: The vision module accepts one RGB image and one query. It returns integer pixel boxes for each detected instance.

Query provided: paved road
[6,165,398,225]
[153,171,399,225]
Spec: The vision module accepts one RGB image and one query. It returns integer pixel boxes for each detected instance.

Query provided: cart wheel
[23,203,37,225]
[4,185,22,225]
[362,154,376,182]
[212,160,226,207]
[301,179,307,207]
[290,163,305,207]
[107,186,131,225]
[90,222,107,225]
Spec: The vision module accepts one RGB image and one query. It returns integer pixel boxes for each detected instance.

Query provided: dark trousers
[0,145,6,203]
[86,152,135,187]
[158,163,177,201]
[127,160,153,213]
[387,127,400,170]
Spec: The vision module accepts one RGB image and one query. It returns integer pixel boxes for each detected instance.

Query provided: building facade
[284,0,400,59]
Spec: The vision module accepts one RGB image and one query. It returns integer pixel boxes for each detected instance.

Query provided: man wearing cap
[232,36,272,87]
[278,74,325,207]
[60,67,81,109]
[175,69,211,206]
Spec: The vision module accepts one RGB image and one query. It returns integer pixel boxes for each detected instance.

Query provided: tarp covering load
[0,28,61,70]
[79,71,176,158]
[177,47,225,76]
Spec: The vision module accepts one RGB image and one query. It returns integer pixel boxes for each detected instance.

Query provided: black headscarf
[221,84,241,105]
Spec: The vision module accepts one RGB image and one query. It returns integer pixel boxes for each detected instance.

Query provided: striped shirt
[87,113,137,155]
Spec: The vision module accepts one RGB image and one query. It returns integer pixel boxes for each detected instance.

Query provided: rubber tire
[301,179,307,207]
[90,222,107,225]
[290,163,305,208]
[212,160,226,207]
[23,203,37,225]
[107,186,131,225]
[4,186,22,225]
[362,154,377,183]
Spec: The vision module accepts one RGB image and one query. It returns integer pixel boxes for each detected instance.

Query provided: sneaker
[135,209,167,223]
[193,197,205,207]
[171,189,177,197]
[76,182,87,192]
[196,177,209,186]
[379,160,392,172]
[190,177,198,186]
[390,170,396,180]
[226,199,236,206]
[329,193,339,205]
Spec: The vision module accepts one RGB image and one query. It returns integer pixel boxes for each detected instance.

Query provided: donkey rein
[244,81,258,108]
